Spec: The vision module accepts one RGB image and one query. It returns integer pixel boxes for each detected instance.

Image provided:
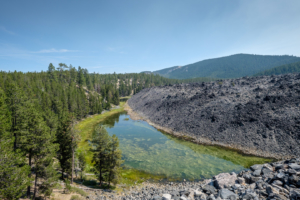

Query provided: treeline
[0,63,211,199]
[254,61,300,76]
[153,54,300,79]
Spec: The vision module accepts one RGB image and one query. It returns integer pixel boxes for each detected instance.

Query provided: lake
[100,111,271,181]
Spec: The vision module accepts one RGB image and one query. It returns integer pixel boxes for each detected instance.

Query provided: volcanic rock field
[128,73,300,159]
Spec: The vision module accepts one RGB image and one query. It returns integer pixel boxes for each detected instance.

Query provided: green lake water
[100,111,271,181]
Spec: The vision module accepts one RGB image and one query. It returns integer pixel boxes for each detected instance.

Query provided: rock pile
[106,157,300,200]
[83,158,300,200]
[128,73,300,159]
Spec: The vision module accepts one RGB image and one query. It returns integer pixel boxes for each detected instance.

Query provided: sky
[0,0,300,73]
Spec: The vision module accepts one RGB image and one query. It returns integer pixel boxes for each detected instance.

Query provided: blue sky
[1,0,300,73]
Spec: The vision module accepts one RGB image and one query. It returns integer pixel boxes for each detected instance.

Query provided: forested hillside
[0,63,186,199]
[254,61,300,76]
[152,54,300,79]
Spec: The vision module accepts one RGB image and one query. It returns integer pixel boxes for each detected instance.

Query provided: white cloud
[36,48,77,53]
[0,26,15,35]
[106,46,126,54]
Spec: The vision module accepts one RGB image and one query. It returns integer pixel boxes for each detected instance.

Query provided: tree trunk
[62,168,64,180]
[13,132,17,151]
[71,148,74,184]
[99,168,102,186]
[27,151,32,198]
[33,173,38,200]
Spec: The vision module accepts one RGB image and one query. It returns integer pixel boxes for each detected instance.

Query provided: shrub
[71,186,87,197]
[70,195,83,200]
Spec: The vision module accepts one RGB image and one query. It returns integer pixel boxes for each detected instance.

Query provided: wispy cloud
[0,26,15,35]
[35,48,78,53]
[106,46,126,54]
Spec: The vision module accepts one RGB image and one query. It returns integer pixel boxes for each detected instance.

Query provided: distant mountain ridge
[254,61,300,76]
[149,54,300,79]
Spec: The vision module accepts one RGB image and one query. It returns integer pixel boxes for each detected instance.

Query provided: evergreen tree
[106,135,123,186]
[91,125,110,186]
[56,113,73,180]
[0,140,31,200]
[0,89,31,200]
[78,151,86,181]
[18,101,58,198]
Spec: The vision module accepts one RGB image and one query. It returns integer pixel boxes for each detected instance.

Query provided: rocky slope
[128,73,300,159]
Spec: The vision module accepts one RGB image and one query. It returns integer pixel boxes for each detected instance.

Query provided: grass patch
[71,187,87,197]
[120,96,131,102]
[70,195,84,200]
[119,168,168,185]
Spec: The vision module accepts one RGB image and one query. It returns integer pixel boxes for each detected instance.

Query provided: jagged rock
[213,173,237,189]
[288,169,297,175]
[238,177,246,185]
[250,176,262,183]
[179,195,188,200]
[253,169,261,177]
[266,185,280,195]
[194,190,205,197]
[289,163,300,171]
[218,189,238,200]
[275,164,284,171]
[262,167,273,176]
[267,193,288,200]
[202,185,217,194]
[250,164,263,171]
[242,191,259,200]
[289,175,300,185]
[276,172,285,179]
[206,194,216,200]
[290,189,300,200]
[128,73,300,158]
[152,195,162,200]
[272,180,283,186]
[249,183,256,190]
[162,194,171,200]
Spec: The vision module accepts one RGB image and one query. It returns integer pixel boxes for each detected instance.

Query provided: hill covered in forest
[254,61,300,76]
[151,54,300,79]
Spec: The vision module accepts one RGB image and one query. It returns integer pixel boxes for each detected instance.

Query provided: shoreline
[124,102,285,160]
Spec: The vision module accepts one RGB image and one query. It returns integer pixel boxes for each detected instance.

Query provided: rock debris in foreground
[82,158,300,200]
[128,73,300,159]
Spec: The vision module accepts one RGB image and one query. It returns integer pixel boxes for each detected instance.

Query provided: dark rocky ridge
[128,73,300,159]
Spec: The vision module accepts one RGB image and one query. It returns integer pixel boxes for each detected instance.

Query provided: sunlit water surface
[100,112,270,180]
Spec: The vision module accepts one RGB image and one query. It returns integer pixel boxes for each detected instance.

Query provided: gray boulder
[289,163,300,171]
[213,173,237,189]
[250,164,263,171]
[202,185,217,195]
[218,189,238,200]
[290,189,300,200]
[162,194,171,200]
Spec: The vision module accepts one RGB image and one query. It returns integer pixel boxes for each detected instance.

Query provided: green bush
[70,195,83,200]
[71,186,87,197]
[64,179,72,194]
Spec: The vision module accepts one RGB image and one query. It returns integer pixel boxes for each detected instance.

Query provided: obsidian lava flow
[128,73,300,159]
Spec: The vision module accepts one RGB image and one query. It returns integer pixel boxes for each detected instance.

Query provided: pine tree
[56,113,73,180]
[0,88,31,200]
[107,134,123,187]
[78,151,86,181]
[18,101,58,199]
[91,125,110,186]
